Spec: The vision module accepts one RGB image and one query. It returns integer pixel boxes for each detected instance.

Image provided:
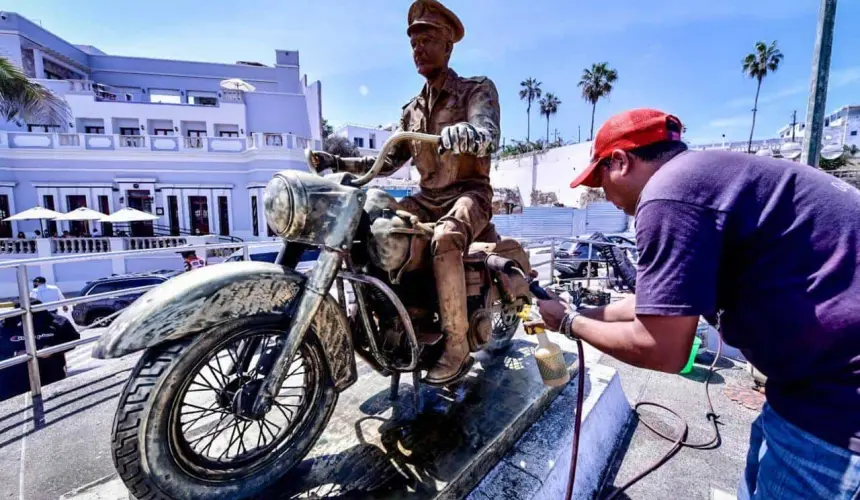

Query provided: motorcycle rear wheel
[485,300,522,353]
[111,315,337,500]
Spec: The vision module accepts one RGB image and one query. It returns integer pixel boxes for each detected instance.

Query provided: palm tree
[0,56,69,127]
[578,63,618,141]
[539,93,561,143]
[519,78,542,142]
[742,41,784,153]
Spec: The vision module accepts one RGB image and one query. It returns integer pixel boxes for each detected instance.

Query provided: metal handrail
[0,235,634,427]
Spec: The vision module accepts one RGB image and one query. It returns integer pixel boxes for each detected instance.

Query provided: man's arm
[465,78,501,154]
[579,295,635,322]
[540,199,725,373]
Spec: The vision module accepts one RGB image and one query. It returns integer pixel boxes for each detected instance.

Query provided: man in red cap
[310,0,500,386]
[539,108,860,497]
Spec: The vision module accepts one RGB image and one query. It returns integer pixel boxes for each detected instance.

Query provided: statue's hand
[440,122,495,157]
[308,151,343,173]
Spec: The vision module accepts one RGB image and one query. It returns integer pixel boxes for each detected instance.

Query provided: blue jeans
[738,403,860,499]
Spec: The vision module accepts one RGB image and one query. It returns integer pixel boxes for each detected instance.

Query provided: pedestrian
[180,250,205,271]
[0,302,80,402]
[537,108,860,498]
[34,230,41,238]
[31,276,68,313]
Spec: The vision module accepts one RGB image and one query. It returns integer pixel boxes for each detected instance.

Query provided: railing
[0,238,38,254]
[183,136,205,149]
[118,135,146,148]
[519,236,637,290]
[52,238,111,254]
[0,240,285,426]
[57,133,82,147]
[127,236,187,250]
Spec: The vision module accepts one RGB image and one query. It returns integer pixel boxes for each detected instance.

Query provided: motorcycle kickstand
[389,372,401,400]
[412,371,423,412]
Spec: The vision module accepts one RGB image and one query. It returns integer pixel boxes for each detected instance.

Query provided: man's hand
[308,151,342,173]
[537,298,569,332]
[440,122,495,156]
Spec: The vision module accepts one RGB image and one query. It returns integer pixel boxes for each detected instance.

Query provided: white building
[334,123,417,194]
[777,105,860,147]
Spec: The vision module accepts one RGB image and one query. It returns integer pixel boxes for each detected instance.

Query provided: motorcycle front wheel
[485,300,522,353]
[111,315,337,500]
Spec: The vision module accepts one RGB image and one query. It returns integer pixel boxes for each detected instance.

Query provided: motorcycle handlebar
[304,132,441,187]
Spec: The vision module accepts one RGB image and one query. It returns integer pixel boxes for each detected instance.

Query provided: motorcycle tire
[485,300,522,353]
[111,315,337,500]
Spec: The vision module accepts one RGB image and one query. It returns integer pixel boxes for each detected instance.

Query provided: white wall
[64,94,247,137]
[491,142,593,207]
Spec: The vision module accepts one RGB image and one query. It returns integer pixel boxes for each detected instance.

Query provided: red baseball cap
[570,108,683,188]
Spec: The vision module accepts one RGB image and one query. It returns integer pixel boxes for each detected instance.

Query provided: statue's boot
[423,249,473,386]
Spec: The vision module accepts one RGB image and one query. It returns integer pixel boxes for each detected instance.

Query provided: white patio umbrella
[3,206,62,235]
[101,207,159,223]
[220,78,256,92]
[53,207,108,221]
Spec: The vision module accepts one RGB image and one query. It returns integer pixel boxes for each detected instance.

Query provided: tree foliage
[742,41,783,153]
[323,134,359,157]
[578,63,618,141]
[0,56,70,126]
[539,92,561,143]
[519,77,542,142]
[321,118,334,139]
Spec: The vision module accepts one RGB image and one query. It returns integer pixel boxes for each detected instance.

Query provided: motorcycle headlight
[264,172,307,238]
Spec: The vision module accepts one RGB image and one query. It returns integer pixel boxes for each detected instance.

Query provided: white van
[224,243,319,273]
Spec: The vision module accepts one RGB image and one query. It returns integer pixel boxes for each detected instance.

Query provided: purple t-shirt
[635,149,860,453]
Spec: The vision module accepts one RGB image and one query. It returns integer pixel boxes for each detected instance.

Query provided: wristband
[561,311,581,340]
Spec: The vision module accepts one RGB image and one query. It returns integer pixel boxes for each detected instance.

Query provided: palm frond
[0,56,70,126]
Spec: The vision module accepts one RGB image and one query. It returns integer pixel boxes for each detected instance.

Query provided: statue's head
[407,0,464,78]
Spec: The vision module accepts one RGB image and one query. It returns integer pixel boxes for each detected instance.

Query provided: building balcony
[0,131,321,155]
[60,80,245,106]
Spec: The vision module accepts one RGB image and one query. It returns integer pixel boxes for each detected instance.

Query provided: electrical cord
[564,336,724,500]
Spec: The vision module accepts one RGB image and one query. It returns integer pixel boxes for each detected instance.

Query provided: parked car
[71,271,181,327]
[223,244,319,273]
[554,233,637,278]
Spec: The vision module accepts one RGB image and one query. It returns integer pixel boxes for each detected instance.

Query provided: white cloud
[726,66,860,109]
[708,114,750,128]
[359,85,370,96]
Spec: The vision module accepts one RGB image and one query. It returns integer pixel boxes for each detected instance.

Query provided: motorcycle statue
[92,132,533,500]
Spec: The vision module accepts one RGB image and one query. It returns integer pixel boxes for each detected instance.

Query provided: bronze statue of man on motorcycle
[93,2,534,499]
[311,0,501,386]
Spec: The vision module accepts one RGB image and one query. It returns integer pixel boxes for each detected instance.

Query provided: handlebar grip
[529,281,552,301]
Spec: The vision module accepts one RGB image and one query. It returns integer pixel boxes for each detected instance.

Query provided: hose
[564,336,723,500]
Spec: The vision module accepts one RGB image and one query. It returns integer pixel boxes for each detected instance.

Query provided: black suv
[554,234,637,278]
[71,271,181,327]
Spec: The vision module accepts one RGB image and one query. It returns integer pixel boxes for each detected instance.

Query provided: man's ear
[445,40,453,58]
[612,149,632,176]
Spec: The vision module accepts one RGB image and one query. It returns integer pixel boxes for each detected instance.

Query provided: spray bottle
[521,281,570,387]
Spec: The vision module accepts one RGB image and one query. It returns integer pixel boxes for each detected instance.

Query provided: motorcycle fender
[92,262,357,391]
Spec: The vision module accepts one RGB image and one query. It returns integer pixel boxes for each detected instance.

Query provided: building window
[27,124,60,133]
[119,127,139,136]
[43,195,57,236]
[0,195,11,238]
[369,133,376,149]
[66,195,87,236]
[153,128,172,136]
[251,196,259,237]
[188,196,209,235]
[85,126,105,134]
[126,190,154,237]
[353,137,364,148]
[218,131,239,137]
[98,195,113,236]
[192,97,218,106]
[218,196,230,236]
[167,196,180,236]
[186,130,206,149]
[851,131,858,136]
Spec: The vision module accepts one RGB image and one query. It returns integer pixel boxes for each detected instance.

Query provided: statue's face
[409,26,451,78]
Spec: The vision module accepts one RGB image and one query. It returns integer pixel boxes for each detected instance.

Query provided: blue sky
[8,0,860,145]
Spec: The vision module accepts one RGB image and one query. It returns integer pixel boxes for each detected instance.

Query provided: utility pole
[790,110,797,142]
[801,0,838,167]
[577,125,581,143]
